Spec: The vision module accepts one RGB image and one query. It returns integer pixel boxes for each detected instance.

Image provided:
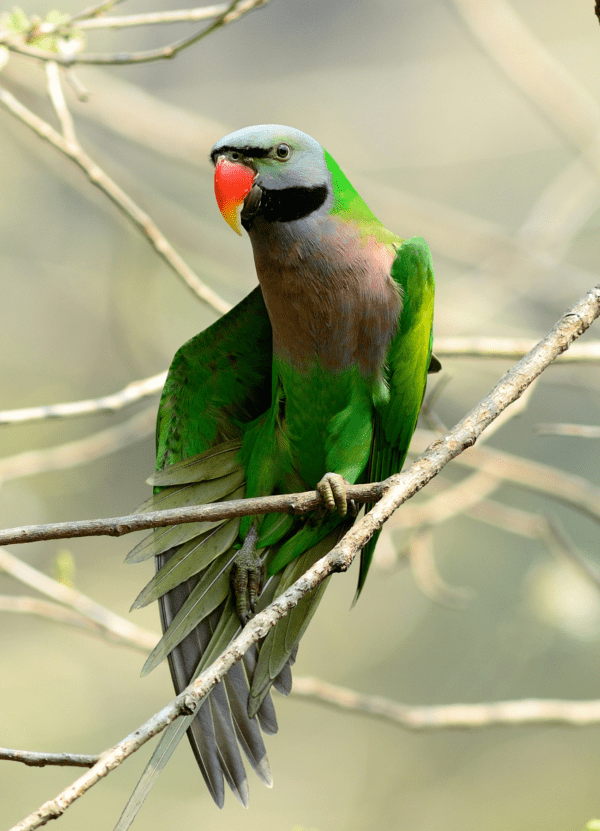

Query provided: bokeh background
[2,0,600,828]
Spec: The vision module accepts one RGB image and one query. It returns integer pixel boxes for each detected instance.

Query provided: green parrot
[127,125,437,811]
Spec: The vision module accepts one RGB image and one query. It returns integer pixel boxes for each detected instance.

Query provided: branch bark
[5,285,600,831]
[292,677,600,729]
[1,284,599,548]
[0,84,230,314]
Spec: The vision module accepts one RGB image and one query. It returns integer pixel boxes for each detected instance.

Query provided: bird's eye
[275,143,291,160]
[229,151,241,161]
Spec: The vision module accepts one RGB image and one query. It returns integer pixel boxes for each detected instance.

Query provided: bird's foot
[231,523,263,625]
[317,472,352,518]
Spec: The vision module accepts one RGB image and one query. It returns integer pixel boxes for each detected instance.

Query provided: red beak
[214,157,255,235]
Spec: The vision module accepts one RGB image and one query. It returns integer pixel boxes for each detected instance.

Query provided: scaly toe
[317,472,350,517]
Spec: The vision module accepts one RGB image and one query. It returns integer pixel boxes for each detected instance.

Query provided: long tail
[120,440,350,817]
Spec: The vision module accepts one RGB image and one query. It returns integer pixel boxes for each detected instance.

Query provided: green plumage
[122,125,437,821]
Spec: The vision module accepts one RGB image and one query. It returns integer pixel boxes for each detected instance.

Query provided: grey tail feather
[157,548,273,807]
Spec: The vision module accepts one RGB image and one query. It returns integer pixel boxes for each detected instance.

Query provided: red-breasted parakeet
[127,125,437,811]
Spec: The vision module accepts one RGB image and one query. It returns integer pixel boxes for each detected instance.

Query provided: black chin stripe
[256,185,328,224]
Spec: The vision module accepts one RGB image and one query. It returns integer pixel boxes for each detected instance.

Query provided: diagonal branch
[0,84,230,314]
[0,372,166,426]
[0,405,156,484]
[0,548,158,652]
[76,4,232,28]
[1,284,599,548]
[8,283,600,831]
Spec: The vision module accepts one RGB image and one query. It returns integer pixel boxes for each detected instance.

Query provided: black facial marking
[254,185,328,224]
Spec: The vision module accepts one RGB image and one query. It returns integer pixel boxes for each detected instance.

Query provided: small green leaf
[6,6,30,33]
[45,9,69,26]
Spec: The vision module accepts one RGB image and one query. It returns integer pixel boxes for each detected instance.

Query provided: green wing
[120,287,275,824]
[356,236,436,598]
[123,285,347,819]
[155,285,273,468]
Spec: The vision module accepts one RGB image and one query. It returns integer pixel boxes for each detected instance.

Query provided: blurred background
[2,0,600,828]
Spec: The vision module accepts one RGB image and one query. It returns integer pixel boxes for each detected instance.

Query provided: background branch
[292,678,600,730]
[0,548,158,652]
[0,84,230,314]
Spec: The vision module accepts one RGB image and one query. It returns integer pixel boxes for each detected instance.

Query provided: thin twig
[0,594,158,652]
[0,287,597,543]
[535,422,600,438]
[45,61,77,144]
[8,283,600,831]
[0,549,158,653]
[70,0,130,24]
[77,4,229,28]
[0,405,155,484]
[2,335,597,429]
[410,428,600,525]
[0,748,99,768]
[0,372,166,425]
[4,0,269,66]
[291,678,600,729]
[0,85,230,314]
[433,337,600,362]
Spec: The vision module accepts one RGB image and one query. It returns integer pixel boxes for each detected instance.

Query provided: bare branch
[291,677,600,730]
[0,85,231,314]
[45,61,77,144]
[410,429,600,525]
[535,422,600,438]
[1,284,599,549]
[0,549,158,653]
[3,334,596,430]
[0,748,99,768]
[0,406,155,484]
[0,372,166,426]
[8,283,600,829]
[4,0,269,66]
[433,337,600,362]
[0,593,158,652]
[77,4,230,29]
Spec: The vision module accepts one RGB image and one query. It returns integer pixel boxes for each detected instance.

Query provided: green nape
[323,149,400,245]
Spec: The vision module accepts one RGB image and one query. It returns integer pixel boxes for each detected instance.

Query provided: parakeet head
[210,125,329,234]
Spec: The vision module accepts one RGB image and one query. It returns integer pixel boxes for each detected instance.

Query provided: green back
[357,236,436,597]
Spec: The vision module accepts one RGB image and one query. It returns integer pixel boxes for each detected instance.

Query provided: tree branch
[0,405,155,484]
[0,84,230,314]
[1,336,598,430]
[0,549,158,653]
[410,429,600,525]
[0,284,599,548]
[0,372,166,425]
[291,677,600,730]
[4,0,269,66]
[76,4,231,29]
[433,337,600,362]
[0,748,99,769]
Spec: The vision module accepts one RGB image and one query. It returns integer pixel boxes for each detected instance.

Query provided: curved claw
[317,472,350,517]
